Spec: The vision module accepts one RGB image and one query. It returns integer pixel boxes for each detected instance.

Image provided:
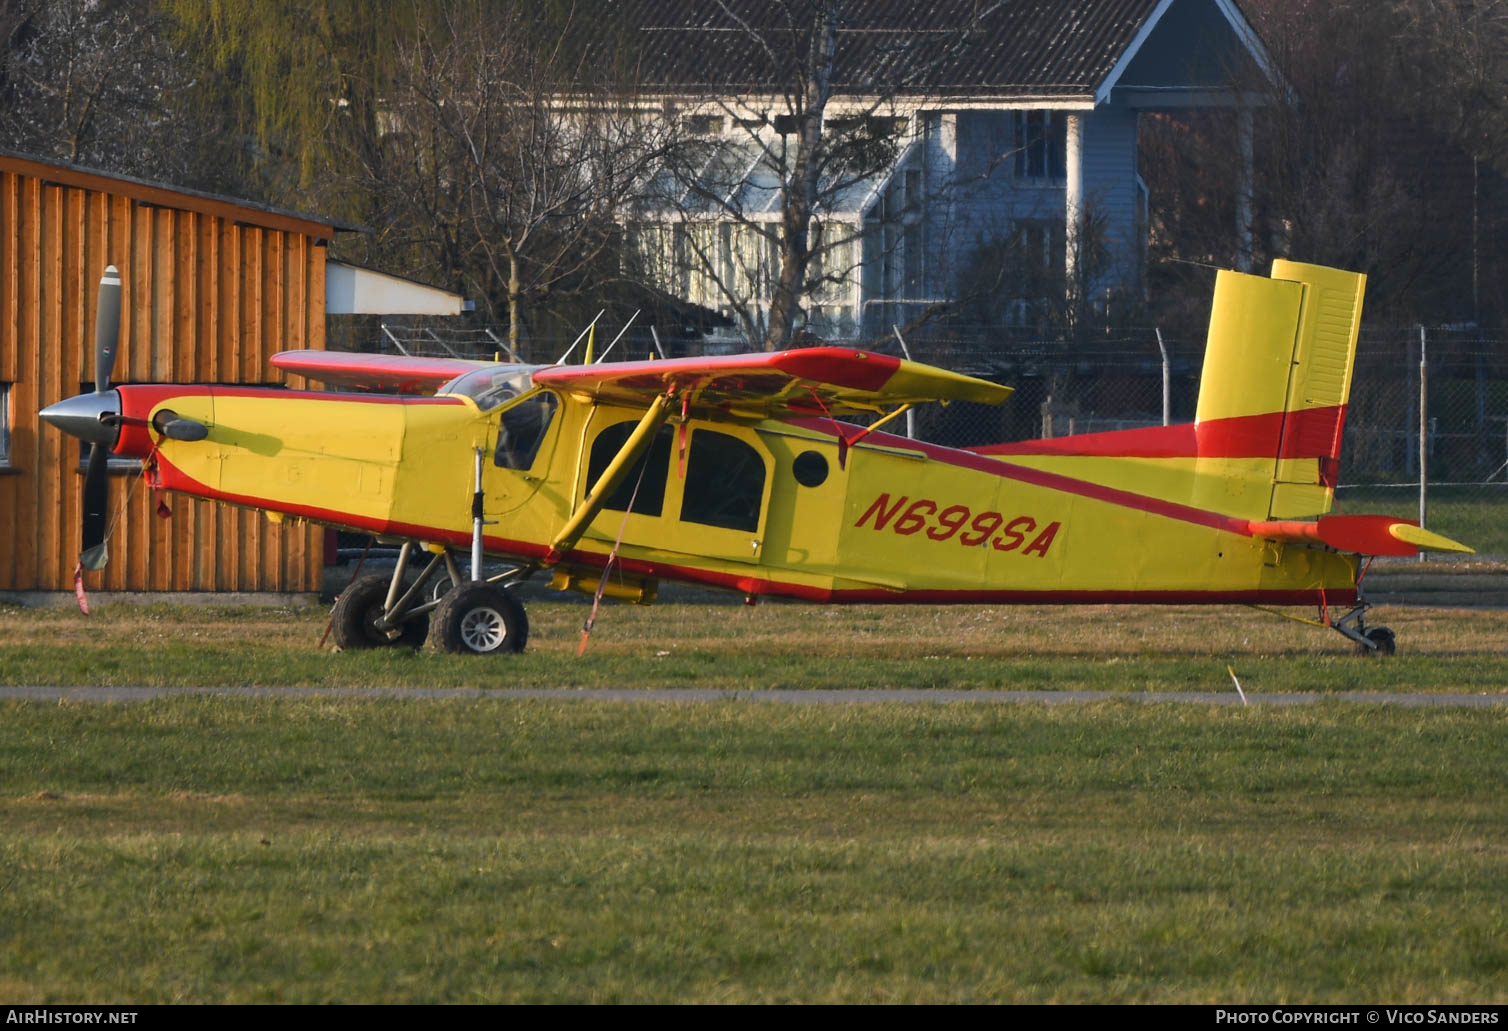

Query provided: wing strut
[543,392,674,566]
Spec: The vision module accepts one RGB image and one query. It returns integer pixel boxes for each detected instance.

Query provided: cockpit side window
[585,421,673,516]
[681,429,765,532]
[494,391,558,470]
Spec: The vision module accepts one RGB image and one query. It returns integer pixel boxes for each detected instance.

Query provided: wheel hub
[459,606,508,652]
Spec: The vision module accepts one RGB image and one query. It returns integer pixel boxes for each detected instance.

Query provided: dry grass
[0,597,1503,695]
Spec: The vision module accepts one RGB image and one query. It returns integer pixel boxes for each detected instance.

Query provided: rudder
[1191,260,1366,520]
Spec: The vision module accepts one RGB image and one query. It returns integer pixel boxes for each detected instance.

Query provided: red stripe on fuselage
[789,418,1254,536]
[968,405,1348,461]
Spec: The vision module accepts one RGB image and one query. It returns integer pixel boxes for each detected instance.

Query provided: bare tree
[1142,0,1508,331]
[346,2,673,357]
[1,0,166,167]
[628,0,1004,351]
[0,0,258,193]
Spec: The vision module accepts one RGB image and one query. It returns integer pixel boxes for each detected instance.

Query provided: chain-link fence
[368,319,1508,556]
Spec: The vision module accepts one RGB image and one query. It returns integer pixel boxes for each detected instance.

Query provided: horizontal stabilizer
[1248,514,1473,557]
[1386,522,1475,554]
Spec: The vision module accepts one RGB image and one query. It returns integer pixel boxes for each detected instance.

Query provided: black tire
[1356,626,1397,657]
[330,573,429,650]
[430,582,529,655]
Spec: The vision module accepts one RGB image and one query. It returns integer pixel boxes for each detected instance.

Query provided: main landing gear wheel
[431,582,529,655]
[331,574,430,650]
[1355,626,1397,657]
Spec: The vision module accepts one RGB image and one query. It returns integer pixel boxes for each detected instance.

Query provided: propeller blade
[80,442,110,571]
[93,266,121,394]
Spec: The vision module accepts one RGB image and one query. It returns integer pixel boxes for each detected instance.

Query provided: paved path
[2,685,1505,707]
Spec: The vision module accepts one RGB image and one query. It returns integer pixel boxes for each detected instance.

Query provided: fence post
[1418,324,1428,562]
[1154,327,1170,426]
[890,326,917,438]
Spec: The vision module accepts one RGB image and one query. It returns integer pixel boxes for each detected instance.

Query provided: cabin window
[585,422,673,516]
[493,391,558,470]
[681,429,765,533]
[1014,111,1065,180]
[0,384,9,466]
[792,450,828,487]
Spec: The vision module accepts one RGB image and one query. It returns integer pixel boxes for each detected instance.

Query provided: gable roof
[601,0,1268,102]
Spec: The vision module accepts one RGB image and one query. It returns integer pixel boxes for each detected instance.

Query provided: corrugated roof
[596,0,1168,98]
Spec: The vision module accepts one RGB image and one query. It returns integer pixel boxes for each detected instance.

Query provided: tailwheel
[1331,601,1396,657]
[331,573,430,650]
[431,582,529,655]
[1355,626,1397,657]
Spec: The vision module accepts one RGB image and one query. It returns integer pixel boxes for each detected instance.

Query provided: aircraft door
[579,419,771,566]
[482,390,561,520]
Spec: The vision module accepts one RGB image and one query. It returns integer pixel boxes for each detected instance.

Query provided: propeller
[79,265,122,571]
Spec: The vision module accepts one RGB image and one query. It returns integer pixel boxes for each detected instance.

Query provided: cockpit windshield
[438,364,542,411]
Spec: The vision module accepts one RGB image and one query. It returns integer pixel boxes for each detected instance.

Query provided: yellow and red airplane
[41,259,1471,655]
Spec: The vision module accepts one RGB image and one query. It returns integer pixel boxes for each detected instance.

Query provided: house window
[1012,219,1065,282]
[680,429,765,533]
[684,115,724,136]
[0,383,9,466]
[1014,111,1066,180]
[493,391,558,471]
[586,422,673,517]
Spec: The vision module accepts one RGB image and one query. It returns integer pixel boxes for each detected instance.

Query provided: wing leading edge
[272,347,1010,419]
[271,351,492,394]
[534,348,1012,419]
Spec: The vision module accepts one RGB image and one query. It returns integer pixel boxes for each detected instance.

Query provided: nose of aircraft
[39,391,121,448]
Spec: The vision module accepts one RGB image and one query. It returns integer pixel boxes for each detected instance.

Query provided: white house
[610,0,1280,341]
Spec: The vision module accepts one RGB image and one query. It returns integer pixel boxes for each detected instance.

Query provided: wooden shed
[0,150,354,594]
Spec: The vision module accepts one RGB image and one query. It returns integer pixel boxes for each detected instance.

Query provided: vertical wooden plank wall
[0,169,328,592]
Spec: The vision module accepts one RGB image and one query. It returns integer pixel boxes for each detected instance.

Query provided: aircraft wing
[533,348,1011,418]
[270,350,492,394]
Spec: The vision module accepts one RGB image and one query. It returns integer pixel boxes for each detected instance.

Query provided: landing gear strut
[1248,576,1396,657]
[328,539,532,655]
[1331,599,1396,657]
[330,573,430,649]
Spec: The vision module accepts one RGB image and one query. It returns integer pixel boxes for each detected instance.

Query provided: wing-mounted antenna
[593,310,639,363]
[554,310,606,365]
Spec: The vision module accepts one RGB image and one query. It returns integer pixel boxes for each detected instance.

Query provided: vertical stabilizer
[1190,260,1366,520]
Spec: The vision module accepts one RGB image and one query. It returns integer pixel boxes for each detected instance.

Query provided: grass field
[1336,485,1508,556]
[0,600,1505,1002]
[0,598,1505,693]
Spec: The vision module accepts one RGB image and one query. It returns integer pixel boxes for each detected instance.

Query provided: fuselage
[106,377,1359,608]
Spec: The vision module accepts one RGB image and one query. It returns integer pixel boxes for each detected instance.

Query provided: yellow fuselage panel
[153,392,487,535]
[148,389,1355,601]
